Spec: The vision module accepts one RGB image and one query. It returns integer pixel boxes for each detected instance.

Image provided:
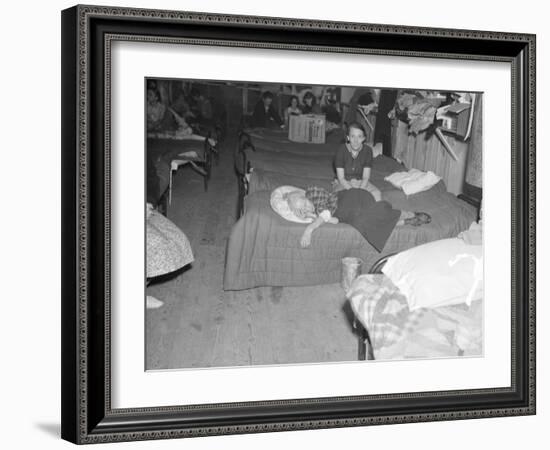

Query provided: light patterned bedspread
[348,274,483,360]
[147,208,194,279]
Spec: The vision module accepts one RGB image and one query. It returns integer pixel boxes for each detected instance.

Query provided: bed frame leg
[358,334,367,361]
[355,319,374,361]
[236,176,244,218]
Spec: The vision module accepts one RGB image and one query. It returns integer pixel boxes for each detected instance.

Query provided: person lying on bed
[285,186,431,252]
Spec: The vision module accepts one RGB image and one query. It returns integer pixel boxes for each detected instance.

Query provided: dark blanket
[334,189,401,252]
[246,150,335,180]
[245,127,345,156]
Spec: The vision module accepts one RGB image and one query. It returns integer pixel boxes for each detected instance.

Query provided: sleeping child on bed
[333,122,383,202]
[284,186,430,252]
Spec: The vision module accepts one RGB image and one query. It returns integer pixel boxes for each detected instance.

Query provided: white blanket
[384,168,441,195]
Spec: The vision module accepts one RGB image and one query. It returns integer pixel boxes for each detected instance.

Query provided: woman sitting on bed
[285,187,431,252]
[333,122,382,202]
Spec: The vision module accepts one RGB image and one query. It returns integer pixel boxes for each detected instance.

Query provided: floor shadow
[148,263,192,286]
[35,422,60,438]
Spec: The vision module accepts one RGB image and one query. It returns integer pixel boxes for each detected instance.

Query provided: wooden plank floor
[146,132,358,370]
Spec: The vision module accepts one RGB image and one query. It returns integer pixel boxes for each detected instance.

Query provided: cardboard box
[288,114,326,143]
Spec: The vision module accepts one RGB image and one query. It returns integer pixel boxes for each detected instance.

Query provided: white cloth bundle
[384,168,441,195]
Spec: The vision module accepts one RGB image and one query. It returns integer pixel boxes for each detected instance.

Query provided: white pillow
[385,169,441,195]
[270,186,314,224]
[382,238,483,311]
[402,171,441,195]
[384,169,418,188]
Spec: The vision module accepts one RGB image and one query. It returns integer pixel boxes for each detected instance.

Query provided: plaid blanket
[348,274,483,360]
[305,186,338,216]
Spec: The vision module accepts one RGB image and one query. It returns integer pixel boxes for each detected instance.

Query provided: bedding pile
[385,168,441,195]
[347,274,483,360]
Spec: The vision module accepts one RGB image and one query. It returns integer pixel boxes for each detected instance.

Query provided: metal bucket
[341,257,363,292]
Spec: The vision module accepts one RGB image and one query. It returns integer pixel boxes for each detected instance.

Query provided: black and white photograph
[51,0,538,446]
[2,0,545,446]
[145,79,484,370]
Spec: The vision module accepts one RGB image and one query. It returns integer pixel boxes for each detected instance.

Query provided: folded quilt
[385,168,441,195]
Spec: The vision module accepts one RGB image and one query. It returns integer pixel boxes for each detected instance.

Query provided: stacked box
[289,114,326,143]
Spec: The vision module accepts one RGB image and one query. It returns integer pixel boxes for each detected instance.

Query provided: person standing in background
[373,89,398,157]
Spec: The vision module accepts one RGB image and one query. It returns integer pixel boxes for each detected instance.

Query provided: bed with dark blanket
[224,155,476,290]
[246,152,402,194]
[244,127,345,156]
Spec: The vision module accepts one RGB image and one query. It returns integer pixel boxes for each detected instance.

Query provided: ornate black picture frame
[61,4,536,444]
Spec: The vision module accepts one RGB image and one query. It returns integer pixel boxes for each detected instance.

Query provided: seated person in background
[301,91,322,115]
[333,122,382,201]
[166,106,194,137]
[284,95,302,127]
[189,87,214,124]
[166,106,217,144]
[170,90,195,121]
[285,186,430,252]
[251,91,284,128]
[147,96,215,144]
[186,87,225,138]
[147,88,168,131]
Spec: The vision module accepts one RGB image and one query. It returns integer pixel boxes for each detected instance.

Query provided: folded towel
[384,168,441,195]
